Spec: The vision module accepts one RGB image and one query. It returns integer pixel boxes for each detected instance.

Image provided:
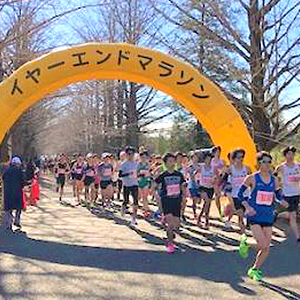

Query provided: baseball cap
[12,157,22,164]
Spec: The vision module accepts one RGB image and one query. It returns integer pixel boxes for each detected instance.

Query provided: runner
[188,151,201,220]
[70,155,77,198]
[212,146,226,219]
[82,153,96,208]
[54,154,70,203]
[98,153,114,209]
[93,154,101,204]
[275,146,300,242]
[72,154,85,205]
[137,151,151,218]
[225,149,251,233]
[119,146,139,226]
[238,151,288,282]
[151,155,166,220]
[117,151,126,200]
[197,151,217,229]
[154,153,186,253]
[110,154,119,201]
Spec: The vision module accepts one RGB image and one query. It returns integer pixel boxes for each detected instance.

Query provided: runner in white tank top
[211,146,226,219]
[275,146,300,242]
[225,149,251,233]
[196,151,217,229]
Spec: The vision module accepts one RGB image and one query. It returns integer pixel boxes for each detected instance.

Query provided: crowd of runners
[41,145,300,282]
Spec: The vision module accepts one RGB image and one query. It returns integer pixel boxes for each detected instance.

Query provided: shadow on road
[0,229,255,296]
[0,176,298,299]
[261,281,300,300]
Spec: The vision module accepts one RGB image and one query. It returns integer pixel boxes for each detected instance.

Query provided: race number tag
[86,171,95,177]
[130,171,137,179]
[167,184,180,197]
[288,175,300,184]
[140,170,149,176]
[256,191,273,206]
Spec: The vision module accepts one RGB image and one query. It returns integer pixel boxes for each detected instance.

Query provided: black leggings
[123,186,139,207]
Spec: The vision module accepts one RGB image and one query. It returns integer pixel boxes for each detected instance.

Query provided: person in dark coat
[2,156,25,231]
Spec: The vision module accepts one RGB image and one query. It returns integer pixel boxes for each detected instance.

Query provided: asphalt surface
[0,176,300,300]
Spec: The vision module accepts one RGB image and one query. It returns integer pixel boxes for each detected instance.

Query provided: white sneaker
[225,221,233,229]
[121,206,126,217]
[130,218,137,226]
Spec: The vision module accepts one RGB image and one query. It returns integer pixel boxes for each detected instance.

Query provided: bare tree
[152,0,300,151]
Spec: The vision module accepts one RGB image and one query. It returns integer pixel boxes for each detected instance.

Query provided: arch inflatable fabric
[0,43,256,167]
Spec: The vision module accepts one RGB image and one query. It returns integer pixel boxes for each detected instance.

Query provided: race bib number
[140,170,149,176]
[288,175,300,184]
[167,184,180,197]
[130,171,137,179]
[103,169,112,177]
[58,168,65,174]
[76,168,82,174]
[256,191,273,206]
[86,171,95,177]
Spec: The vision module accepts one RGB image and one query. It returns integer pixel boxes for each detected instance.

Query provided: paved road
[0,176,300,300]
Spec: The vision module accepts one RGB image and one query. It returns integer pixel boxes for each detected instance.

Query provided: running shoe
[130,218,137,226]
[121,206,126,217]
[166,244,175,254]
[14,223,22,229]
[247,267,262,282]
[224,221,233,230]
[181,215,187,224]
[239,234,250,259]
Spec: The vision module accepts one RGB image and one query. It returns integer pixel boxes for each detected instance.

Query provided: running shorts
[100,180,113,189]
[56,174,66,187]
[138,177,150,189]
[189,188,200,198]
[75,174,83,181]
[233,197,245,211]
[123,186,139,206]
[248,220,273,227]
[161,197,182,217]
[284,195,300,212]
[199,186,214,199]
[84,176,95,187]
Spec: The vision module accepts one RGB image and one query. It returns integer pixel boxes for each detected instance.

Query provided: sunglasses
[259,159,272,164]
[236,154,244,159]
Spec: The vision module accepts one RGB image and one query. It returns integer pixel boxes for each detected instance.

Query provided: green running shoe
[239,234,250,258]
[247,267,262,282]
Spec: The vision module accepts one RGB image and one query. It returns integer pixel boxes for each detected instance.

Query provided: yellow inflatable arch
[0,43,256,167]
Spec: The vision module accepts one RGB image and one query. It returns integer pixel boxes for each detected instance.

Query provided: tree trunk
[248,0,274,151]
[125,82,139,149]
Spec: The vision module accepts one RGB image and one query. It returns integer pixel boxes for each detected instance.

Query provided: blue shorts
[189,188,200,198]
